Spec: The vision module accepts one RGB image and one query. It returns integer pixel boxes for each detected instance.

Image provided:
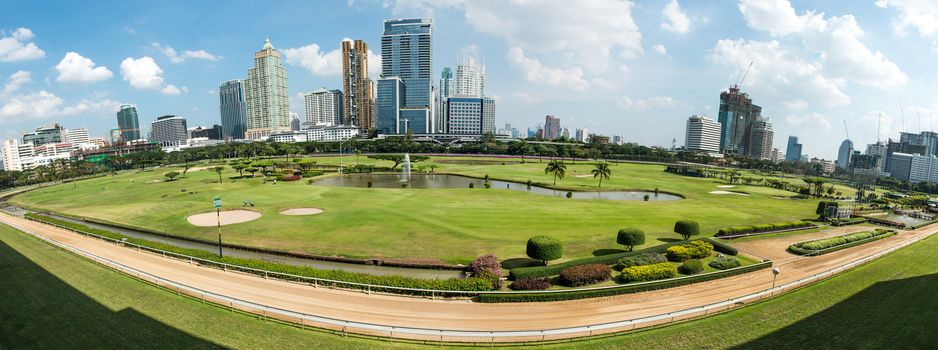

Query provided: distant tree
[617,228,645,252]
[244,167,258,178]
[544,160,567,185]
[231,162,248,178]
[591,161,611,187]
[674,220,701,240]
[526,236,563,266]
[212,166,225,183]
[163,171,180,181]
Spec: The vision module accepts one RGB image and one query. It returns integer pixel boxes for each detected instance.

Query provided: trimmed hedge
[509,278,551,291]
[481,262,773,303]
[614,253,666,270]
[666,241,713,262]
[708,256,741,270]
[559,264,612,287]
[788,229,896,256]
[830,217,866,227]
[715,221,812,237]
[709,239,739,256]
[526,236,563,264]
[678,259,704,274]
[26,214,494,294]
[620,262,678,282]
[509,238,736,280]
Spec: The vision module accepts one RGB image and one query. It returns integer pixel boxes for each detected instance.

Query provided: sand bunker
[717,185,736,188]
[573,174,593,178]
[279,208,324,216]
[187,210,262,226]
[709,190,750,196]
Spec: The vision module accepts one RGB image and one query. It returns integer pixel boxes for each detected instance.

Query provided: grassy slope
[10,157,817,264]
[2,223,937,349]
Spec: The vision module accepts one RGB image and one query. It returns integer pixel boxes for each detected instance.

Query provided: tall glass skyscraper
[718,86,762,154]
[219,80,247,140]
[377,18,435,134]
[785,136,803,162]
[244,38,290,140]
[116,104,141,142]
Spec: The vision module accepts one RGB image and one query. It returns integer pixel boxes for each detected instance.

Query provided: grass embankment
[3,222,937,349]
[10,157,818,264]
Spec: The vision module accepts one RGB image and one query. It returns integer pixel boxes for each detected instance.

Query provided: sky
[1,0,937,159]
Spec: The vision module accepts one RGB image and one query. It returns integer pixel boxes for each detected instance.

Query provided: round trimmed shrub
[566,191,573,198]
[526,236,563,265]
[709,256,741,270]
[509,277,551,291]
[678,259,704,274]
[559,264,612,287]
[674,220,701,240]
[469,183,475,189]
[616,228,645,252]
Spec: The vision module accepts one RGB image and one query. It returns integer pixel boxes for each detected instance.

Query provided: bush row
[615,253,666,270]
[666,241,713,262]
[788,229,895,256]
[509,238,737,280]
[715,221,812,237]
[480,262,773,303]
[509,278,551,291]
[620,262,678,282]
[708,256,741,270]
[26,214,494,294]
[559,264,612,287]
[830,217,867,227]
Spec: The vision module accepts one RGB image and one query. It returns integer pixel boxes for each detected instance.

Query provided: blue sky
[1,0,937,159]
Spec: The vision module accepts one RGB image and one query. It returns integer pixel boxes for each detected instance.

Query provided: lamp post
[771,267,780,289]
[214,195,223,258]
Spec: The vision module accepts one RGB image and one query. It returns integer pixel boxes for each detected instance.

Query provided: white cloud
[55,52,113,83]
[876,0,938,38]
[282,43,342,76]
[0,27,45,62]
[2,71,31,94]
[59,98,122,116]
[120,56,164,90]
[653,44,668,55]
[151,42,222,63]
[661,0,692,33]
[786,112,831,130]
[615,96,677,111]
[511,92,542,104]
[0,88,120,121]
[506,47,588,91]
[159,84,187,95]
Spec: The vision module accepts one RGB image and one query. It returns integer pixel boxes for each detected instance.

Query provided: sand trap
[709,190,750,196]
[279,208,324,216]
[717,185,736,188]
[187,210,262,226]
[573,174,593,178]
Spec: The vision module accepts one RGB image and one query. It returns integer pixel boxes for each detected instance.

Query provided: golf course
[8,156,819,264]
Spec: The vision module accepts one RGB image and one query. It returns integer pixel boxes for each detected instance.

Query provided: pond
[313,174,682,201]
[864,213,932,227]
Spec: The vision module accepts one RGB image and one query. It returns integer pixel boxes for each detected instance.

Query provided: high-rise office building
[454,51,483,98]
[748,117,774,160]
[116,104,141,143]
[304,88,343,127]
[445,97,495,135]
[244,38,290,140]
[866,142,887,171]
[219,80,248,140]
[189,125,222,140]
[561,128,571,139]
[22,123,64,146]
[575,128,589,143]
[685,115,721,153]
[377,18,435,134]
[785,136,803,162]
[718,86,762,154]
[440,67,453,99]
[544,115,561,140]
[837,139,854,169]
[291,113,301,131]
[62,128,90,145]
[341,39,374,129]
[150,115,188,146]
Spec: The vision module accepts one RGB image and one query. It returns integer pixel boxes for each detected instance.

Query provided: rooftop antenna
[843,120,850,140]
[735,61,754,89]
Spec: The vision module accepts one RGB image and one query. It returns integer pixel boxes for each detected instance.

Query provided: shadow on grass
[0,238,221,349]
[593,248,625,256]
[501,258,542,269]
[657,237,682,243]
[733,274,938,349]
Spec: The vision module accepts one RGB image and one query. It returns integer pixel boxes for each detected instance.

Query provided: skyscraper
[785,136,803,162]
[718,86,762,154]
[304,88,343,126]
[837,139,854,169]
[544,115,561,140]
[341,39,374,129]
[22,123,64,146]
[748,117,774,160]
[116,104,141,143]
[219,80,247,140]
[377,18,435,134]
[63,128,90,145]
[454,51,483,98]
[439,67,453,99]
[575,128,589,143]
[244,38,290,140]
[685,115,721,153]
[445,97,495,135]
[150,115,188,147]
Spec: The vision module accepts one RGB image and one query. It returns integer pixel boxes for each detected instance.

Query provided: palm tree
[591,161,611,187]
[544,160,566,185]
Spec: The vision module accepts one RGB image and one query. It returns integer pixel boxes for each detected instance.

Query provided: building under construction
[718,85,764,156]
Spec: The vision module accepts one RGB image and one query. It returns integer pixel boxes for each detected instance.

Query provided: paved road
[1,212,934,342]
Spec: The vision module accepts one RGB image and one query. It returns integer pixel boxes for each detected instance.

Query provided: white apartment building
[304,88,343,126]
[269,126,361,143]
[685,115,722,153]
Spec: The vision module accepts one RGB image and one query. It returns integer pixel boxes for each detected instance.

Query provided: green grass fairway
[10,157,818,264]
[2,222,937,349]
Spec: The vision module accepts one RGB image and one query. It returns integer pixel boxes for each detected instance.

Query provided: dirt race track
[1,212,935,343]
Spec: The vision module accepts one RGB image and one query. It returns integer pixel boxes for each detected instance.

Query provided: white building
[62,128,90,145]
[244,38,291,139]
[685,115,721,153]
[304,89,343,126]
[444,97,495,135]
[1,139,74,171]
[269,126,361,143]
[575,128,589,143]
[150,115,188,147]
[2,139,33,171]
[454,51,484,98]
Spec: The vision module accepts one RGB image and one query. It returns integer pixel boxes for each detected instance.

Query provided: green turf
[2,221,937,349]
[10,157,819,264]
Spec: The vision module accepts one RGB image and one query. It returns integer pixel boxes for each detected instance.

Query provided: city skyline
[1,1,937,158]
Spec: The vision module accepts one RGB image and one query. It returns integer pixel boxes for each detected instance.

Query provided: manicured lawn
[3,222,937,349]
[10,156,818,264]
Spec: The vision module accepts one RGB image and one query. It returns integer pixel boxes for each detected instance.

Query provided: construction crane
[843,120,850,140]
[736,61,754,89]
